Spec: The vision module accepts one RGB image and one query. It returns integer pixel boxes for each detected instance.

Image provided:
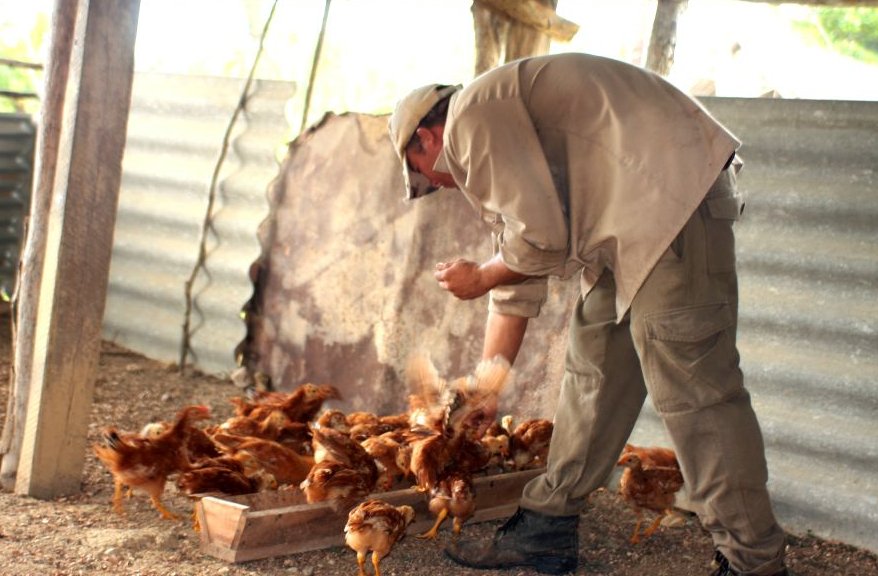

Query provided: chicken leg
[148,493,181,520]
[417,508,448,540]
[371,551,384,576]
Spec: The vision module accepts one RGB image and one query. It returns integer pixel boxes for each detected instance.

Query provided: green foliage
[817,7,878,63]
[0,6,47,114]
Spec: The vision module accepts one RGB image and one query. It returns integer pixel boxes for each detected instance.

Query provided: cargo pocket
[642,302,742,414]
[704,194,743,274]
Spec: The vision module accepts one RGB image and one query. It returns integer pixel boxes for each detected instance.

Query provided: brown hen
[616,443,684,544]
[507,417,554,470]
[417,472,475,540]
[300,427,379,508]
[93,405,211,520]
[246,382,341,423]
[344,499,415,576]
[176,456,277,497]
[215,436,314,486]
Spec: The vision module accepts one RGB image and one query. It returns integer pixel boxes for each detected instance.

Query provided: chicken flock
[93,355,684,575]
[93,355,554,574]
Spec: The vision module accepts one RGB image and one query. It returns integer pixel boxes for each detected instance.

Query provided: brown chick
[311,427,377,482]
[480,429,510,470]
[301,427,379,509]
[316,408,350,433]
[140,416,221,464]
[616,444,684,544]
[176,459,277,497]
[405,355,450,430]
[299,460,376,509]
[218,410,313,455]
[509,418,554,470]
[360,431,406,492]
[252,382,341,423]
[93,405,211,520]
[221,437,314,486]
[417,472,475,540]
[344,499,415,576]
[620,443,679,469]
[404,426,449,494]
[445,356,512,442]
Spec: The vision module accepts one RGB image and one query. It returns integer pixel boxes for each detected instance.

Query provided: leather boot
[710,550,791,576]
[444,507,579,575]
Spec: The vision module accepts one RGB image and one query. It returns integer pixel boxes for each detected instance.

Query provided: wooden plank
[198,468,543,562]
[14,0,140,498]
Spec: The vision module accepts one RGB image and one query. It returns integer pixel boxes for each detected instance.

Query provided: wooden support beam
[474,0,579,42]
[646,0,688,77]
[1,0,79,492]
[14,0,140,499]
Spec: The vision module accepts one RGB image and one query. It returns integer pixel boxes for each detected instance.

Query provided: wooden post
[14,0,140,498]
[646,0,688,77]
[472,0,567,77]
[0,0,77,492]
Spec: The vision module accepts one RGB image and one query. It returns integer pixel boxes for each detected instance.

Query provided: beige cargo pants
[520,167,787,575]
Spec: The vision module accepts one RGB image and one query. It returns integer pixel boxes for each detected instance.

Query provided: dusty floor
[0,311,876,576]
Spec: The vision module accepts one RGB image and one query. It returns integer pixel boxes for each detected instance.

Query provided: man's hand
[434,254,533,301]
[434,259,487,300]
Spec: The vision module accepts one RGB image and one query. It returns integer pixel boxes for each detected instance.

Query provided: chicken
[216,409,313,455]
[214,436,314,486]
[405,356,451,430]
[445,357,511,441]
[311,427,377,481]
[234,382,341,423]
[404,355,512,493]
[301,427,379,507]
[417,472,475,540]
[140,415,221,463]
[404,426,448,494]
[480,425,510,470]
[616,443,684,544]
[316,408,350,433]
[93,405,211,520]
[403,355,513,541]
[360,431,407,492]
[175,456,278,497]
[300,460,376,508]
[344,499,415,576]
[508,417,554,470]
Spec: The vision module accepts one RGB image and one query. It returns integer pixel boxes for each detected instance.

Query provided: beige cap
[388,83,460,200]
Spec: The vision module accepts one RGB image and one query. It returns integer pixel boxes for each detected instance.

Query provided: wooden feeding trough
[196,468,542,563]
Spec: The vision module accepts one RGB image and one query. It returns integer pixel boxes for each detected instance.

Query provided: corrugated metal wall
[104,73,295,374]
[628,98,878,553]
[0,114,34,299]
[103,86,877,554]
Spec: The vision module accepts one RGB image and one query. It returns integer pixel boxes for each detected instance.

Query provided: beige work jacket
[436,52,740,322]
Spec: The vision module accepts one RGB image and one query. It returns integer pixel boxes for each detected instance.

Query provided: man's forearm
[483,310,529,364]
[478,253,530,290]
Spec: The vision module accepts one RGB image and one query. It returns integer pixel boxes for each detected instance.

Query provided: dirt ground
[0,311,876,576]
